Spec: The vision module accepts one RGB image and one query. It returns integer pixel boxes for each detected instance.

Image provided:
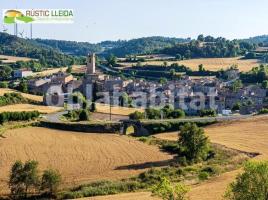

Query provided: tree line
[161,35,256,59]
[9,160,61,199]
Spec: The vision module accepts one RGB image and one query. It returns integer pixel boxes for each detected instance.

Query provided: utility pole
[109,91,112,121]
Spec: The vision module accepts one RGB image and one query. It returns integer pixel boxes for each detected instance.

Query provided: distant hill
[160,35,257,59]
[242,35,268,45]
[33,38,102,56]
[33,36,190,57]
[0,32,83,67]
[100,36,190,57]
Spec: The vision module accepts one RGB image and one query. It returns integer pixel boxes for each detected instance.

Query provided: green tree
[178,123,210,161]
[0,65,12,80]
[163,61,168,67]
[175,54,182,60]
[41,169,61,196]
[159,77,168,84]
[170,109,185,119]
[152,177,189,200]
[225,161,268,200]
[107,54,117,67]
[198,64,205,72]
[199,109,217,117]
[129,111,145,120]
[231,80,243,92]
[9,160,40,198]
[9,161,24,199]
[66,65,72,74]
[90,102,97,112]
[232,102,241,111]
[262,80,268,89]
[79,109,90,121]
[0,81,8,88]
[17,80,28,93]
[22,160,40,197]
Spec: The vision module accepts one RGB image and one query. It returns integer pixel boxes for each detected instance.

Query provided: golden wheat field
[121,57,263,72]
[96,103,144,116]
[33,65,84,77]
[0,127,172,194]
[154,115,268,200]
[0,55,33,63]
[84,115,268,200]
[0,104,61,114]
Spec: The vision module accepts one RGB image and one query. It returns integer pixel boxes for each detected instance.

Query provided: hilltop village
[11,53,267,116]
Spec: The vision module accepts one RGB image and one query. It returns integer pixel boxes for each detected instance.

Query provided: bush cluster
[143,120,216,134]
[9,160,61,199]
[199,109,217,117]
[65,109,91,121]
[129,105,185,120]
[0,92,28,107]
[60,180,143,199]
[259,108,268,115]
[0,111,40,124]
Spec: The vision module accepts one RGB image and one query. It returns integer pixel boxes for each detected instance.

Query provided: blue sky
[1,0,268,43]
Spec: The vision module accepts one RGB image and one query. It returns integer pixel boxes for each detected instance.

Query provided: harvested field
[34,65,84,77]
[121,57,263,72]
[0,104,61,114]
[0,127,172,194]
[96,103,144,116]
[154,115,268,200]
[34,67,67,76]
[0,88,43,102]
[0,55,33,63]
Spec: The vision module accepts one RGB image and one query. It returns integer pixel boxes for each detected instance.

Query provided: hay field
[96,103,144,116]
[0,88,43,102]
[34,65,84,77]
[154,115,268,200]
[121,57,262,72]
[34,67,67,77]
[0,104,61,114]
[0,127,172,194]
[0,55,33,63]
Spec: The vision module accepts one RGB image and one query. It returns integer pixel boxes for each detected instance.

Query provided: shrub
[198,172,209,181]
[0,111,40,124]
[225,161,268,200]
[178,123,210,161]
[90,102,97,112]
[0,92,28,107]
[0,81,8,88]
[170,109,185,118]
[129,111,144,120]
[259,108,268,115]
[145,108,161,119]
[199,109,217,117]
[9,160,40,199]
[41,169,61,196]
[161,143,180,154]
[201,166,220,175]
[152,177,189,200]
[79,109,90,121]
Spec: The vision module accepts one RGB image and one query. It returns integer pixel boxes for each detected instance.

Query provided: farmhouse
[13,68,33,78]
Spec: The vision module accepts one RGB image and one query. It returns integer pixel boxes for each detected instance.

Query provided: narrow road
[43,111,128,123]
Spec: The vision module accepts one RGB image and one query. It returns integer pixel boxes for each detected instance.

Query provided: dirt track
[0,127,172,194]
